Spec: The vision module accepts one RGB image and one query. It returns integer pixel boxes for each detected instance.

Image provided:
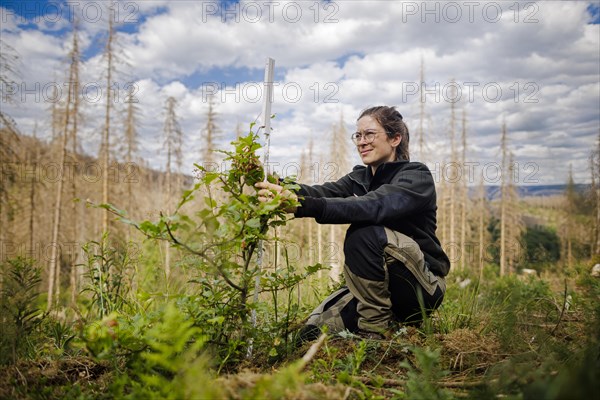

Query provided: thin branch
[164,220,244,292]
[551,279,569,335]
[298,333,327,370]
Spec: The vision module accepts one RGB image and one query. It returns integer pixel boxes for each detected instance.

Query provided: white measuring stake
[248,57,275,358]
[261,57,275,176]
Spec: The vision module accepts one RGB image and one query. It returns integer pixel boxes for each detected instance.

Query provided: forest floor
[1,266,599,399]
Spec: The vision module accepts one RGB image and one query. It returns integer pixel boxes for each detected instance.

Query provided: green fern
[0,257,44,364]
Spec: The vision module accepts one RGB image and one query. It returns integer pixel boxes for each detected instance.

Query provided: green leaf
[246,218,262,229]
[139,220,161,236]
[197,208,213,219]
[205,216,219,234]
[337,371,352,384]
[269,220,288,227]
[268,347,278,357]
[204,196,217,209]
[261,201,281,212]
[306,263,328,274]
[116,216,138,228]
[207,316,225,325]
[202,172,220,184]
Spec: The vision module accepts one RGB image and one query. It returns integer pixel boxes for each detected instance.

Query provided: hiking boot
[356,320,403,340]
[297,324,321,345]
[355,329,387,340]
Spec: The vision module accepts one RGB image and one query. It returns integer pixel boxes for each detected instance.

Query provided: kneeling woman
[256,106,450,340]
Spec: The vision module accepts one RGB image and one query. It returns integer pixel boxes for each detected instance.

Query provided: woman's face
[355,115,401,173]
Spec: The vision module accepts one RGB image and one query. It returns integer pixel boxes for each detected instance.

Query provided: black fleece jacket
[294,160,451,277]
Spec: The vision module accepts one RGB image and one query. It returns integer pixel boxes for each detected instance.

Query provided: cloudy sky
[1,0,599,186]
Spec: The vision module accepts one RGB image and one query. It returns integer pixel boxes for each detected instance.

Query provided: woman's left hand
[254,181,298,213]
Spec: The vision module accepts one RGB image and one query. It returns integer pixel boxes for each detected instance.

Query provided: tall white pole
[248,57,275,358]
[261,57,275,176]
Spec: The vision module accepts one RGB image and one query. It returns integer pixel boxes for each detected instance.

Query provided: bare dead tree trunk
[235,122,243,140]
[448,81,457,268]
[68,24,81,306]
[567,236,573,270]
[202,94,220,167]
[329,224,338,281]
[418,56,426,162]
[124,84,139,242]
[101,8,115,234]
[316,148,324,285]
[596,130,600,255]
[49,21,82,310]
[47,92,72,310]
[591,154,597,256]
[506,154,523,274]
[50,84,60,141]
[305,140,316,291]
[165,134,172,279]
[478,176,486,279]
[48,21,85,309]
[28,125,38,258]
[460,109,467,270]
[163,96,183,279]
[0,39,20,295]
[317,223,323,283]
[500,121,508,276]
[327,111,349,281]
[438,172,447,247]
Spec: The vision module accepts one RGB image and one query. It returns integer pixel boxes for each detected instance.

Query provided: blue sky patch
[588,3,600,24]
[181,65,265,90]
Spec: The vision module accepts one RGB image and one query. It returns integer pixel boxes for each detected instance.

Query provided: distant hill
[471,184,591,200]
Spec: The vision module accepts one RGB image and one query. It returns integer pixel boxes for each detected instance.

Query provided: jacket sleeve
[295,168,435,224]
[296,175,354,198]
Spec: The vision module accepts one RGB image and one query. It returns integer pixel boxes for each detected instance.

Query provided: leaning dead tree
[123,84,140,241]
[163,96,183,278]
[100,5,118,234]
[47,24,81,310]
[499,121,523,275]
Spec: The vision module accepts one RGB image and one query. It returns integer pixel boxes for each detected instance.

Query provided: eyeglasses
[351,130,385,145]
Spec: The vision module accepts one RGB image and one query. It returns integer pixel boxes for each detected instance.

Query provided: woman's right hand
[254,181,298,213]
